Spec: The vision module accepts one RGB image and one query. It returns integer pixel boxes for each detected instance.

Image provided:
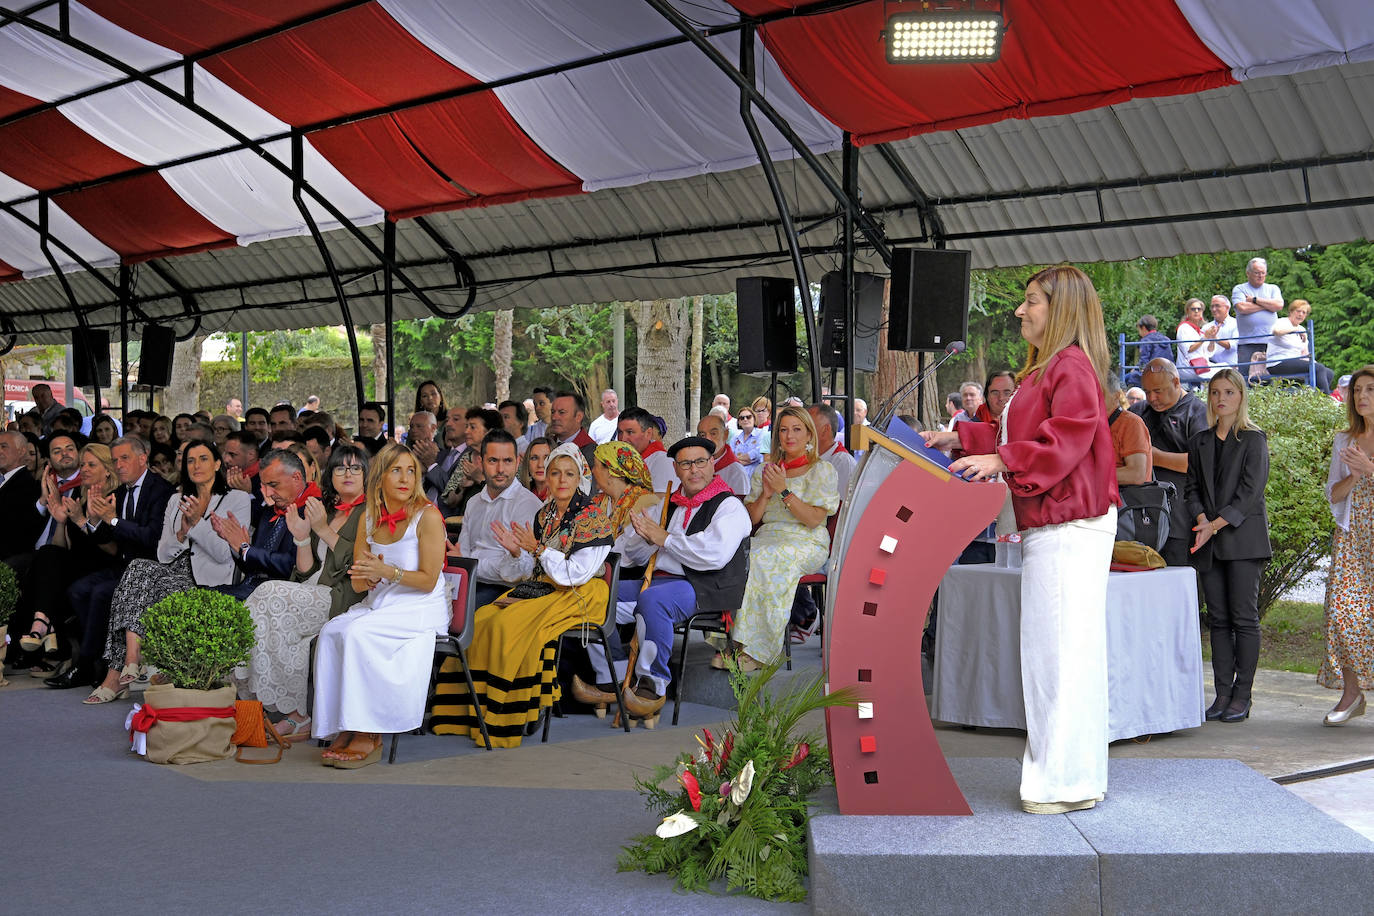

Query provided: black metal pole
[738,25,822,405]
[37,196,102,412]
[842,133,857,447]
[384,220,397,439]
[119,265,130,417]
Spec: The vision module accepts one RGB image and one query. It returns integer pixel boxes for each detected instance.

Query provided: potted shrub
[134,588,255,764]
[0,562,17,687]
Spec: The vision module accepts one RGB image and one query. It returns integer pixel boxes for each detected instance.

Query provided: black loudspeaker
[887,247,972,351]
[73,328,111,388]
[140,324,176,388]
[819,271,884,372]
[736,276,797,375]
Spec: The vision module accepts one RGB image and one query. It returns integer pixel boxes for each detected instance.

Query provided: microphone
[872,340,966,429]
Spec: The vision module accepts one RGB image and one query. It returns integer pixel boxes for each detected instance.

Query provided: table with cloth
[931,565,1204,740]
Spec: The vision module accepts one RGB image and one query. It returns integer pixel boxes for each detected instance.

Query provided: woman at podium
[924,265,1118,815]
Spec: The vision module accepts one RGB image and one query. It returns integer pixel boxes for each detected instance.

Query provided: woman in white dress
[235,445,369,740]
[312,443,448,768]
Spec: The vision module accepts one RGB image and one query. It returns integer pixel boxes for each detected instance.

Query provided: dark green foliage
[140,588,255,690]
[618,663,859,903]
[0,561,17,626]
[1266,242,1374,375]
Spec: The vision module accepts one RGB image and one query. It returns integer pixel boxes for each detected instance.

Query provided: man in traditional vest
[579,436,750,715]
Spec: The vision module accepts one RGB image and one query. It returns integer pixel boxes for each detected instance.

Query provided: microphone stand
[872,342,966,430]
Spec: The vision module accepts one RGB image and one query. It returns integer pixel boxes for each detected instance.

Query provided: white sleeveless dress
[311,512,448,737]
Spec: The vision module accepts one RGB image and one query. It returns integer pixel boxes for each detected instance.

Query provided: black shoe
[44,663,94,690]
[1205,694,1232,721]
[1219,698,1251,723]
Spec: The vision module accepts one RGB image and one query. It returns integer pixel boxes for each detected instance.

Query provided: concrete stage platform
[809,757,1374,916]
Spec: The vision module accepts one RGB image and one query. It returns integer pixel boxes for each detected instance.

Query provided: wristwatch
[239,541,251,560]
[779,488,793,501]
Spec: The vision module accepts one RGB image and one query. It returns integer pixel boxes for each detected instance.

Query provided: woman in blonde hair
[311,443,448,768]
[924,265,1119,814]
[713,404,839,671]
[1185,367,1270,723]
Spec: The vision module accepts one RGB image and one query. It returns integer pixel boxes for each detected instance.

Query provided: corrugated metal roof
[1,58,1372,342]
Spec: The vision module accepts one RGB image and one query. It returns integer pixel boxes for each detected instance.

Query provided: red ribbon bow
[270,481,322,521]
[334,493,365,517]
[378,505,409,533]
[129,703,236,739]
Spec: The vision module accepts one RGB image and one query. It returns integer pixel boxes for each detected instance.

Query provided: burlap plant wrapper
[143,683,237,764]
[0,625,8,687]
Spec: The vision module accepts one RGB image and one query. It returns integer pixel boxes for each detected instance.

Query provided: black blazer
[0,468,42,560]
[93,471,176,564]
[1184,426,1272,563]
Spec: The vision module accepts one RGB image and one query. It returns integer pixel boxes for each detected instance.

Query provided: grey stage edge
[808,757,1374,916]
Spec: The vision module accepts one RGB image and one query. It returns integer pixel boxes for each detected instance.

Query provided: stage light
[885,10,1003,63]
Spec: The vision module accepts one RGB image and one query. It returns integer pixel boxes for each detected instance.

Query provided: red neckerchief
[973,403,996,424]
[533,484,548,501]
[333,493,365,517]
[50,470,81,495]
[270,481,322,521]
[639,440,666,459]
[569,429,595,448]
[243,460,260,479]
[781,454,810,470]
[827,441,849,456]
[378,503,409,534]
[1179,319,1202,333]
[713,447,738,471]
[670,476,731,526]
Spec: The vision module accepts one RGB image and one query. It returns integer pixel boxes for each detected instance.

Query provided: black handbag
[1116,481,1175,552]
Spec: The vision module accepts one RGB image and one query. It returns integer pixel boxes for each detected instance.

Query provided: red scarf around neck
[670,476,732,526]
[270,481,322,521]
[243,460,260,479]
[378,502,409,534]
[780,454,810,470]
[713,447,738,471]
[334,493,365,517]
[639,440,666,459]
[51,469,81,495]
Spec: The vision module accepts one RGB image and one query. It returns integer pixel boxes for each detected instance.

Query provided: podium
[823,420,1007,815]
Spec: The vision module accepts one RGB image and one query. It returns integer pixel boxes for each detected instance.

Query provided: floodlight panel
[885,12,1003,63]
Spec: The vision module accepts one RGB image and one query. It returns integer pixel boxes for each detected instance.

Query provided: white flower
[731,759,756,805]
[655,811,699,839]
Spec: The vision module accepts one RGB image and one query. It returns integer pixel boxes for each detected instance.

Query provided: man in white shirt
[588,389,620,444]
[459,430,545,608]
[853,398,871,426]
[582,436,751,710]
[695,413,751,496]
[618,406,676,491]
[1200,295,1239,372]
[807,403,855,498]
[711,393,738,438]
[1231,256,1284,381]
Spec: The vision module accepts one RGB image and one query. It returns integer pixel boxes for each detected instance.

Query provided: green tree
[225,328,373,384]
[1266,241,1374,375]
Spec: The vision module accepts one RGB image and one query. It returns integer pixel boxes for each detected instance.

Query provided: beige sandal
[83,684,129,705]
[117,663,144,688]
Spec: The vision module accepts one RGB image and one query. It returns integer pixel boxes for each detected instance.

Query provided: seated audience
[581,436,751,717]
[415,380,449,434]
[456,429,544,608]
[521,436,552,500]
[171,413,196,445]
[590,443,657,572]
[548,390,598,470]
[1125,386,1146,408]
[210,448,318,600]
[730,406,766,468]
[85,441,250,704]
[148,443,178,483]
[441,408,501,515]
[90,415,119,446]
[1131,359,1209,567]
[696,413,750,496]
[211,414,239,447]
[618,405,675,491]
[712,406,838,671]
[1266,299,1336,394]
[808,403,855,497]
[268,404,297,437]
[354,401,388,455]
[238,445,369,740]
[498,399,530,453]
[431,443,612,748]
[241,408,269,450]
[313,443,448,768]
[1107,379,1153,486]
[528,386,553,440]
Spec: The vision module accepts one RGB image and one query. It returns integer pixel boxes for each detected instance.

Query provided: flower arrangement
[618,661,859,903]
[140,588,255,691]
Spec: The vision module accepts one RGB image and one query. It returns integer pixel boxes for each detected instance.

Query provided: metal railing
[1118,319,1318,388]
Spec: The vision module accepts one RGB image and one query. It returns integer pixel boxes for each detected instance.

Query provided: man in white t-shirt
[1200,295,1239,373]
[587,389,620,444]
[1231,257,1283,381]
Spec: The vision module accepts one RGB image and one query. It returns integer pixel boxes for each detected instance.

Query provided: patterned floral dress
[722,461,840,665]
[1320,473,1374,690]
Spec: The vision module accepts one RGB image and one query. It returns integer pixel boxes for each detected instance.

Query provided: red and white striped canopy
[0,0,1371,335]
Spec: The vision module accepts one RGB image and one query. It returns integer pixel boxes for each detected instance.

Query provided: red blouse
[957,345,1119,531]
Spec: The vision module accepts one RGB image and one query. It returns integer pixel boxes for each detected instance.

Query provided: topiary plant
[0,561,17,628]
[140,588,255,691]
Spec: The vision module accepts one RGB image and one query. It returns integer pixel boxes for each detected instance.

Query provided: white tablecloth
[931,564,1204,740]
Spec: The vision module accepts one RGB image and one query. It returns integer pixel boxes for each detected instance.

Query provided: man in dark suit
[1130,358,1209,568]
[0,430,43,561]
[211,448,309,600]
[354,401,388,455]
[49,436,174,688]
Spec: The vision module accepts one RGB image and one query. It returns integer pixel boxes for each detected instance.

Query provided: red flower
[781,742,811,771]
[698,728,715,764]
[679,769,703,811]
[718,732,735,775]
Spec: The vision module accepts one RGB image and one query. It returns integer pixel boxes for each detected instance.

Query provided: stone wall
[199,357,370,429]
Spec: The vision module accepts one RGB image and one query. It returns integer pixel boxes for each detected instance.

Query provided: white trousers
[1018,507,1116,804]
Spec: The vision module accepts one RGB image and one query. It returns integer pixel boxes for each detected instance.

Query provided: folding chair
[670,541,749,726]
[392,556,493,761]
[787,508,841,666]
[543,552,629,740]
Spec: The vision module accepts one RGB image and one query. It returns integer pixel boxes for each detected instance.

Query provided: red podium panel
[825,427,1007,815]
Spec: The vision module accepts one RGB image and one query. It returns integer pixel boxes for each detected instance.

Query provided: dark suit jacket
[1184,426,1272,563]
[425,446,463,501]
[0,468,43,560]
[92,471,175,565]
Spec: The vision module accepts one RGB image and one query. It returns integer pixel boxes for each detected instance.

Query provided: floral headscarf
[593,441,655,534]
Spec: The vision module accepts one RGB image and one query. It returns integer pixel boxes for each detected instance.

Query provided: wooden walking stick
[614,483,675,728]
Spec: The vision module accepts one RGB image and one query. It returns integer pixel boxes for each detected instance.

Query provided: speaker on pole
[736,276,797,375]
[819,271,884,372]
[73,328,111,388]
[139,324,176,388]
[887,248,972,351]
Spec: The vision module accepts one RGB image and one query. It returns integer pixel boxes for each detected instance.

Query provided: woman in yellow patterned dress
[1319,365,1374,725]
[433,442,613,747]
[714,405,839,670]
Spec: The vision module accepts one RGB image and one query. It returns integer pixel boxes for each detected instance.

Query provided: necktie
[125,484,138,519]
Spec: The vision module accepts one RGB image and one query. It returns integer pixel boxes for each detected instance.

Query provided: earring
[806,442,815,452]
